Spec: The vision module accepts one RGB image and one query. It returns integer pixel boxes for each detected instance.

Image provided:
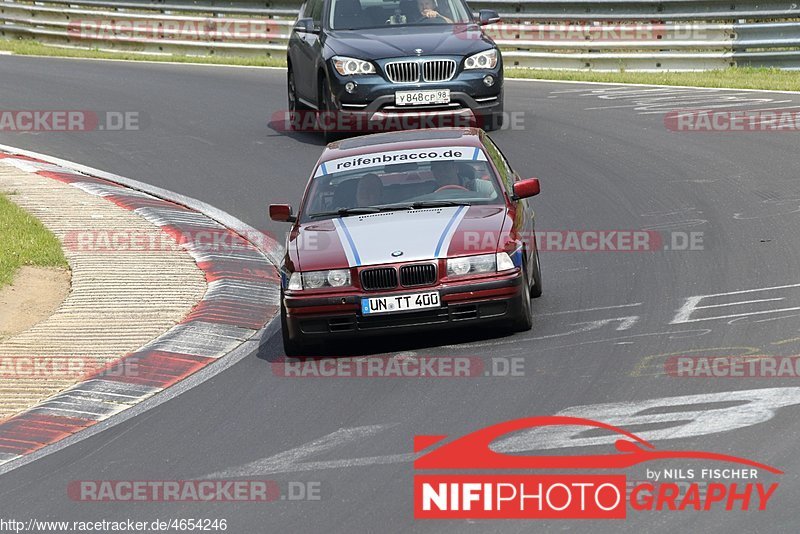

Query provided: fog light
[483,75,495,87]
[345,81,357,93]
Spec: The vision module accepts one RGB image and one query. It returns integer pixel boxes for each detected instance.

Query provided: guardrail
[1,0,798,70]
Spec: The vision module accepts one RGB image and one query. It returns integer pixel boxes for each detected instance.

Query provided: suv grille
[400,264,437,287]
[385,60,456,83]
[422,60,456,82]
[385,61,421,83]
[360,267,398,290]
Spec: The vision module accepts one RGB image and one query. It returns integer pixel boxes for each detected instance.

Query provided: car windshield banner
[314,147,488,177]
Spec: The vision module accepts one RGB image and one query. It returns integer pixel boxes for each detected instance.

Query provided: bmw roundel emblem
[391,250,404,257]
[414,48,423,55]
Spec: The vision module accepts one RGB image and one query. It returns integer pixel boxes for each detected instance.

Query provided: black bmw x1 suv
[286,0,504,139]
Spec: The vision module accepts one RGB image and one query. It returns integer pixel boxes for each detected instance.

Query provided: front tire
[317,76,341,143]
[281,298,303,357]
[511,266,533,332]
[287,67,308,113]
[530,246,543,298]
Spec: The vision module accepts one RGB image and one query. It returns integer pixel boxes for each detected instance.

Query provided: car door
[291,0,325,104]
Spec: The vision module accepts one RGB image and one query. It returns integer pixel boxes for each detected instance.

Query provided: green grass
[2,38,799,91]
[0,192,68,288]
[0,39,286,67]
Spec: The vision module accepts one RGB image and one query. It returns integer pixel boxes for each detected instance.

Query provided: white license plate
[361,291,440,315]
[395,89,450,106]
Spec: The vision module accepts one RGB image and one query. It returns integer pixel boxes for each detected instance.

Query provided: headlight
[333,56,376,76]
[303,271,327,289]
[472,254,496,273]
[291,269,352,290]
[327,269,350,287]
[447,253,497,276]
[448,257,472,276]
[464,49,498,70]
[447,252,517,277]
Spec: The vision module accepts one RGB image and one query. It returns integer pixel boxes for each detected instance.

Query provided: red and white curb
[0,149,281,467]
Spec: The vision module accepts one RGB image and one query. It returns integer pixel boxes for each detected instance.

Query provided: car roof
[318,128,485,163]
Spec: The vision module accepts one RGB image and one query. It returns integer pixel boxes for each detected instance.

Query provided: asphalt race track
[2,55,800,532]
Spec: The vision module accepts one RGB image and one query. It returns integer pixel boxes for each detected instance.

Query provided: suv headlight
[332,56,376,75]
[289,269,352,290]
[464,49,498,70]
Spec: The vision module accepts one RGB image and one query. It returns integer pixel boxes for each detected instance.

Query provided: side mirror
[478,9,501,26]
[269,204,296,222]
[512,178,540,200]
[293,18,317,33]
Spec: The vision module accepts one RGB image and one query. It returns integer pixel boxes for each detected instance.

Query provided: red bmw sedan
[270,128,541,355]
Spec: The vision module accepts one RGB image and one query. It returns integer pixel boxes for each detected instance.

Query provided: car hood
[325,25,494,60]
[290,205,508,271]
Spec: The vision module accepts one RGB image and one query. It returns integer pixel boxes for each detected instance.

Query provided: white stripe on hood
[333,206,467,267]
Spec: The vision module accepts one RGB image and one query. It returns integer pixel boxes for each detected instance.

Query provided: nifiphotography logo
[413,416,781,519]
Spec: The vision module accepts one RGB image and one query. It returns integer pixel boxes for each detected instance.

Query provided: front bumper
[283,271,523,340]
[325,59,503,125]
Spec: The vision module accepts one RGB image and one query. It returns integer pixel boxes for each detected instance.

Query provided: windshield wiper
[410,200,471,209]
[309,207,381,218]
[309,202,471,218]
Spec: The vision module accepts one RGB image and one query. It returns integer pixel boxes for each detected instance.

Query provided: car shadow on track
[266,116,414,147]
[266,117,329,147]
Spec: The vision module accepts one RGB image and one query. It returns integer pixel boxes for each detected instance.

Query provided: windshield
[329,0,473,30]
[302,152,502,221]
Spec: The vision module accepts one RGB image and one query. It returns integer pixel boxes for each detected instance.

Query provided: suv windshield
[302,157,502,221]
[329,0,473,30]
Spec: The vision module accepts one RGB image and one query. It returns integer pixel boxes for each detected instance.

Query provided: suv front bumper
[325,59,503,123]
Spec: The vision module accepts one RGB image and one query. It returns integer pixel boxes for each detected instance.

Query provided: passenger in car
[416,0,453,23]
